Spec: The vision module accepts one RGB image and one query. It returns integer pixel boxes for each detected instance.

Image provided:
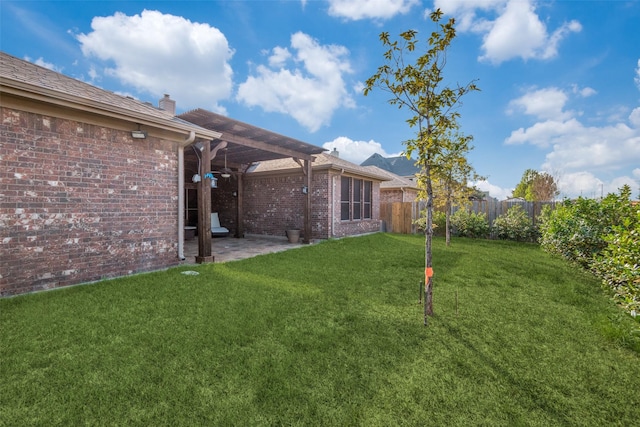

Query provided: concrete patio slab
[181,235,305,264]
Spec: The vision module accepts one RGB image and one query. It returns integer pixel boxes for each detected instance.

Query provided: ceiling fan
[211,148,232,178]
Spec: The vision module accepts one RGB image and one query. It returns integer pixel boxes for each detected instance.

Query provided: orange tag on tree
[425,267,434,278]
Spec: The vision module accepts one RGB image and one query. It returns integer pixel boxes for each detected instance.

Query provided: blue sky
[2,0,639,200]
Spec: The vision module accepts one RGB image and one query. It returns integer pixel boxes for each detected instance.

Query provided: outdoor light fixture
[131,125,147,139]
[302,186,308,194]
[192,174,201,183]
[131,130,147,139]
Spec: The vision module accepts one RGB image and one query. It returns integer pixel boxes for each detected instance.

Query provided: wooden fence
[380,200,558,234]
[380,202,421,234]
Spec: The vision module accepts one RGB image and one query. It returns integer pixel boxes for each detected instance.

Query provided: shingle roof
[363,166,420,190]
[360,153,420,177]
[0,51,219,140]
[248,153,391,181]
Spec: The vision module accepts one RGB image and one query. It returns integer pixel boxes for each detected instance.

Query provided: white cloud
[25,56,62,72]
[557,171,602,199]
[538,121,638,172]
[327,0,420,21]
[635,59,640,90]
[435,0,581,64]
[87,65,98,81]
[558,171,640,200]
[77,10,234,113]
[237,32,354,132]
[434,0,505,32]
[505,86,640,199]
[608,176,639,196]
[268,46,291,68]
[633,168,640,179]
[571,84,597,98]
[471,179,512,201]
[322,136,400,164]
[507,87,571,121]
[630,108,640,127]
[506,119,583,147]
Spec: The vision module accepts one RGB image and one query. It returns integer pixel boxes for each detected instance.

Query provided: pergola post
[303,159,312,244]
[236,172,244,238]
[196,140,214,263]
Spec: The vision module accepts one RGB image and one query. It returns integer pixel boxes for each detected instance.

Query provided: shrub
[540,186,635,267]
[592,208,640,317]
[432,211,447,236]
[414,210,446,235]
[539,185,639,317]
[492,205,538,242]
[539,197,610,266]
[451,209,489,238]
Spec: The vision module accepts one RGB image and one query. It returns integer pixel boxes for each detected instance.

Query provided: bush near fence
[381,199,557,235]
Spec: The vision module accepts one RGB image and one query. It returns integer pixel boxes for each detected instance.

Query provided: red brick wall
[243,173,309,239]
[243,170,381,240]
[0,107,180,296]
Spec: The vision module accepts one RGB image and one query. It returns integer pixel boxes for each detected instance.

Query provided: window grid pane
[363,181,372,219]
[341,177,351,220]
[353,179,362,219]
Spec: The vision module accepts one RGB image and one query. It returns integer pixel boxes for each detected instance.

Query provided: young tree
[429,128,483,246]
[364,9,479,325]
[512,169,559,201]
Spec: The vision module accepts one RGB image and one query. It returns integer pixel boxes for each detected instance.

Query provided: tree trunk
[424,165,434,325]
[445,199,451,246]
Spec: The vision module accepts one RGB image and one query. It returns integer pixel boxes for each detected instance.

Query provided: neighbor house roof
[360,153,420,177]
[248,153,391,182]
[363,166,420,190]
[0,51,220,143]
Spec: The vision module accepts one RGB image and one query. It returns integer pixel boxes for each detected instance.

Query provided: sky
[1,0,639,200]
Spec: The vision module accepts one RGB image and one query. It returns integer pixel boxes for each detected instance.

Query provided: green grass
[1,234,639,426]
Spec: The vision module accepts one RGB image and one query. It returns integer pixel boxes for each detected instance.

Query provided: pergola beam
[216,134,315,161]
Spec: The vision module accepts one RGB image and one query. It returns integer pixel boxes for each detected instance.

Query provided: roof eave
[0,80,221,143]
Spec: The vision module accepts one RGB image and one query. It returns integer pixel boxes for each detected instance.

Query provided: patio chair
[211,212,230,237]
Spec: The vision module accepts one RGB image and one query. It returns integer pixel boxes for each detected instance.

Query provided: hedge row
[538,186,639,317]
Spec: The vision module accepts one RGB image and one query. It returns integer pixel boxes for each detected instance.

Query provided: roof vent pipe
[331,147,339,157]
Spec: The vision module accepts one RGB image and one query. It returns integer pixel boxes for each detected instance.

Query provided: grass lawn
[1,234,639,426]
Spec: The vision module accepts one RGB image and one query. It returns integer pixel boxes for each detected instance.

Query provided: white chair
[211,212,230,236]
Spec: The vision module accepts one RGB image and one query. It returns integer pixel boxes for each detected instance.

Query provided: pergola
[178,109,325,263]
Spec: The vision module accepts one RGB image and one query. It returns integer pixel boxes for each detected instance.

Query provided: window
[340,177,373,221]
[341,176,350,221]
[363,181,372,219]
[353,179,362,220]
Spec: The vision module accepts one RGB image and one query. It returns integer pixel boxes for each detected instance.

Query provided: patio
[181,235,305,264]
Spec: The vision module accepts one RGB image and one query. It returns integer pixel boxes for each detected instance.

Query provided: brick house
[0,52,228,295]
[243,151,390,240]
[371,166,420,203]
[1,52,387,296]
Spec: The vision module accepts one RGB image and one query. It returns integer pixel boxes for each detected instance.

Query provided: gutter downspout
[178,131,196,260]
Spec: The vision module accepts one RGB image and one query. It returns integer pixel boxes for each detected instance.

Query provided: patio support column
[236,172,244,238]
[196,140,214,263]
[303,159,312,244]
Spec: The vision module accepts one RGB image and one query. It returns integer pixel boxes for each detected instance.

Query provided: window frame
[340,176,373,221]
